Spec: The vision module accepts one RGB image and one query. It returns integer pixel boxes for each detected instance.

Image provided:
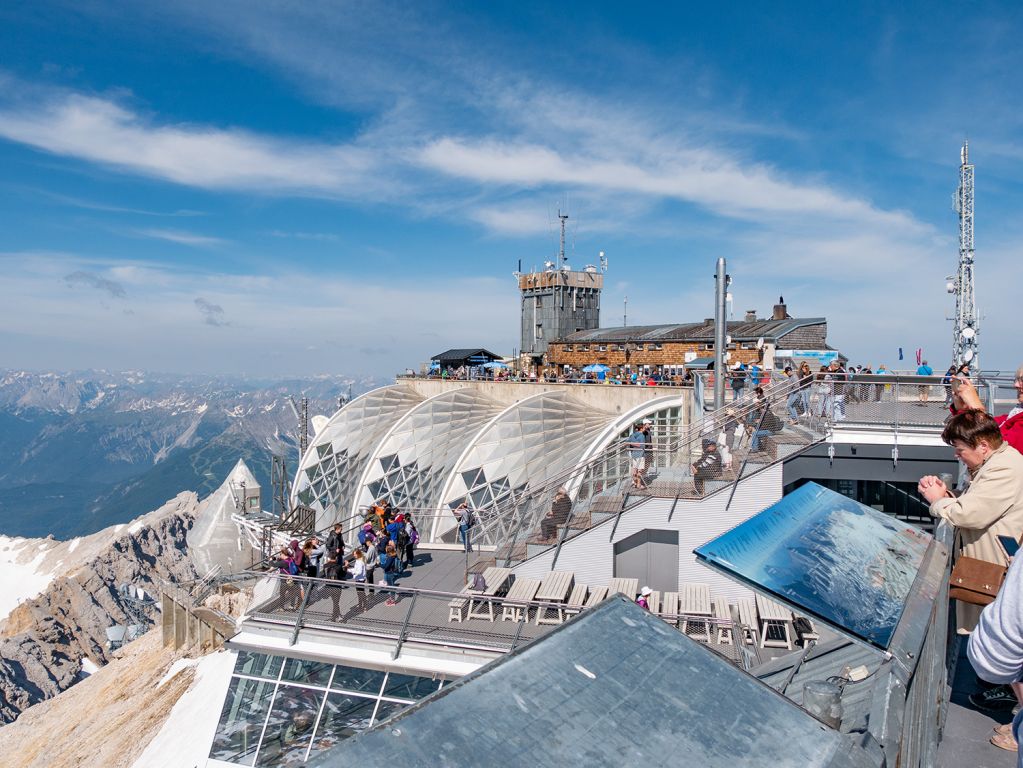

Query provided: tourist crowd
[272,499,421,613]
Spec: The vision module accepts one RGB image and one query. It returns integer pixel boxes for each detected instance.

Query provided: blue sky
[1,1,1021,376]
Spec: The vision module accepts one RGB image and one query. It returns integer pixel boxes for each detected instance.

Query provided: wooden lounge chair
[680,583,713,642]
[584,585,609,608]
[565,583,588,616]
[448,588,471,622]
[736,598,759,646]
[500,578,542,622]
[660,591,679,627]
[712,596,732,645]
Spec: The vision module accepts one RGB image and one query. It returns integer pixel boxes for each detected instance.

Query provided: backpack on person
[409,525,420,545]
[464,509,476,528]
[396,528,411,551]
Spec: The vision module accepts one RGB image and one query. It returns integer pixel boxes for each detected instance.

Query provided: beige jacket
[931,443,1023,566]
[930,443,1023,631]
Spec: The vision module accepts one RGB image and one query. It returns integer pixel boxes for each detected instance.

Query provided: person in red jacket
[952,367,1023,453]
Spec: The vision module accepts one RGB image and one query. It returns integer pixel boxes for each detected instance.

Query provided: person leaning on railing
[951,366,1023,454]
[918,409,1023,632]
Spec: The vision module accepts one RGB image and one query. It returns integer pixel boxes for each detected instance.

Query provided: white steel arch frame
[434,390,634,546]
[348,386,505,531]
[290,384,425,531]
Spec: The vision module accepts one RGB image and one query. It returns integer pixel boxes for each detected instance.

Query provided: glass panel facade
[255,685,324,767]
[281,658,333,687]
[209,677,276,766]
[211,654,449,766]
[330,665,386,696]
[371,698,408,725]
[234,651,283,680]
[313,692,377,753]
[695,481,933,648]
[381,673,442,701]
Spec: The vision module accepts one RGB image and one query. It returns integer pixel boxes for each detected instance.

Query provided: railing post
[289,577,315,646]
[391,591,418,660]
[725,405,769,511]
[607,490,631,542]
[509,608,527,652]
[550,503,577,570]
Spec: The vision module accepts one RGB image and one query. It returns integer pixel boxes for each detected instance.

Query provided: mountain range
[0,370,386,538]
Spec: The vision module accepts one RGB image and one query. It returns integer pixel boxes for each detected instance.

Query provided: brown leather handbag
[949,556,1007,606]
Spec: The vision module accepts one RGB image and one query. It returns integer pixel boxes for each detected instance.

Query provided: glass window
[330,665,386,696]
[234,651,283,680]
[308,692,377,755]
[372,698,408,725]
[209,678,276,766]
[381,673,442,701]
[281,658,333,688]
[255,684,325,767]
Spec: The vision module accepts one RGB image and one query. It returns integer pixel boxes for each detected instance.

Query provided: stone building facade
[546,302,829,374]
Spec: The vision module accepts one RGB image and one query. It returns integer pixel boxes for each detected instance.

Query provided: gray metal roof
[559,317,826,344]
[431,348,504,363]
[308,597,876,768]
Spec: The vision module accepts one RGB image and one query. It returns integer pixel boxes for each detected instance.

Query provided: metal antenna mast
[558,209,569,266]
[948,140,978,368]
[287,396,309,458]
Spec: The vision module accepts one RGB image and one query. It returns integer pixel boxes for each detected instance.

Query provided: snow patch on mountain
[0,536,61,622]
[134,649,235,768]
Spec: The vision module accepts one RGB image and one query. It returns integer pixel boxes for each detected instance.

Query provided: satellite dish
[756,337,765,349]
[961,327,975,340]
[946,281,955,294]
[963,349,975,362]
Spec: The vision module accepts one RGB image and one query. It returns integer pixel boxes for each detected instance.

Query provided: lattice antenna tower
[948,140,978,368]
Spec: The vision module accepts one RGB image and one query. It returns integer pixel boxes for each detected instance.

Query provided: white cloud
[418,137,931,235]
[0,92,375,195]
[0,252,514,376]
[136,228,226,247]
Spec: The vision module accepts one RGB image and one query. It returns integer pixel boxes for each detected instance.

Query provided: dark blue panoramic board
[695,482,932,648]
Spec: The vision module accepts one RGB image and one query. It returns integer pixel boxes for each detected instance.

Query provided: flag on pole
[898,347,903,361]
[916,348,922,366]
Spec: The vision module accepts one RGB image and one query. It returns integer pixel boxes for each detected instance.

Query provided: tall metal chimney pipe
[714,259,728,409]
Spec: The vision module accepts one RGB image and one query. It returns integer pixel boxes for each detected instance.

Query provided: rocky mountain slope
[0,370,386,538]
[0,492,202,723]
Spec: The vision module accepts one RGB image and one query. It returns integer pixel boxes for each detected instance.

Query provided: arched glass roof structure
[432,391,612,542]
[292,385,425,530]
[354,388,505,528]
[292,383,686,545]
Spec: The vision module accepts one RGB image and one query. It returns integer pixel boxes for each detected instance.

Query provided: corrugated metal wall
[513,465,783,604]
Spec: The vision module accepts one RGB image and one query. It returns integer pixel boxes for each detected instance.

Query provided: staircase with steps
[479,380,832,571]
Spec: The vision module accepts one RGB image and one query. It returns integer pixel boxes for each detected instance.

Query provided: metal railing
[459,374,978,569]
[477,376,829,567]
[246,572,747,665]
